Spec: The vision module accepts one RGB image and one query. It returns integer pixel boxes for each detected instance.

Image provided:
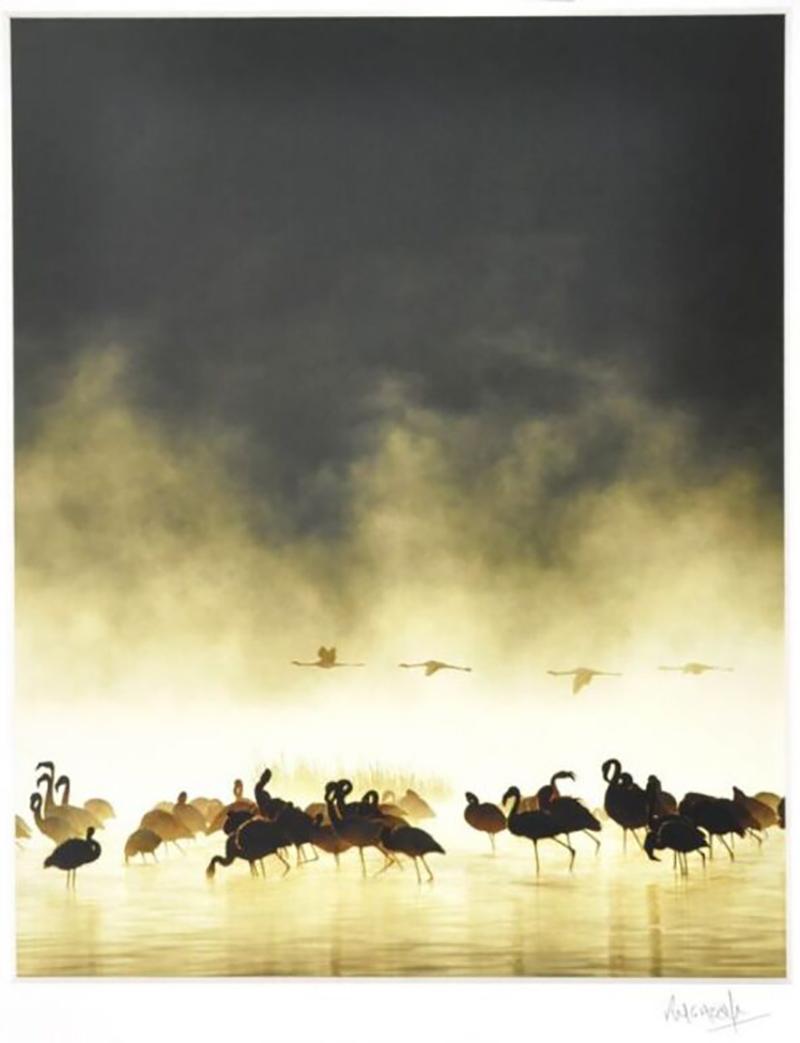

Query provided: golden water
[16,813,785,977]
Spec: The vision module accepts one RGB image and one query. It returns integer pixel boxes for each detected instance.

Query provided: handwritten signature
[665,991,770,1033]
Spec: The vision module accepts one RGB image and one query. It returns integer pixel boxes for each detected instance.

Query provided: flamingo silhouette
[44,826,101,888]
[172,791,207,836]
[548,668,621,694]
[537,772,602,857]
[207,779,258,835]
[29,793,76,845]
[601,759,648,849]
[124,828,162,864]
[325,780,393,876]
[399,660,471,676]
[139,809,194,853]
[206,818,291,879]
[644,817,708,875]
[292,647,364,668]
[502,786,575,875]
[659,662,733,675]
[381,825,445,882]
[398,788,436,822]
[464,792,506,853]
[678,794,744,860]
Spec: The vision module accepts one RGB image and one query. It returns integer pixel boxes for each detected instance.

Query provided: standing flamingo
[44,826,101,888]
[601,760,647,849]
[502,786,575,875]
[464,792,506,853]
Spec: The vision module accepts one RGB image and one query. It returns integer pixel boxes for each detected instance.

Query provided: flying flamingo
[44,826,101,888]
[547,668,621,694]
[399,660,472,676]
[292,647,364,668]
[658,662,733,675]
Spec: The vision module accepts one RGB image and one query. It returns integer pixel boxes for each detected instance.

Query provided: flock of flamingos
[14,648,782,889]
[16,757,786,889]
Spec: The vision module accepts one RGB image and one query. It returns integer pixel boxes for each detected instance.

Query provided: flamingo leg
[719,834,735,861]
[708,834,714,859]
[413,857,421,884]
[276,851,291,876]
[623,828,627,853]
[533,840,540,875]
[421,855,434,882]
[552,835,576,870]
[583,830,601,852]
[152,849,159,862]
[141,852,146,864]
[632,829,644,850]
[334,853,340,869]
[749,829,763,846]
[359,846,367,878]
[698,849,707,869]
[489,833,496,855]
[672,850,677,871]
[174,840,184,855]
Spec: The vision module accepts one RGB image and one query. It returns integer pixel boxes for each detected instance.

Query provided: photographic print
[12,15,785,978]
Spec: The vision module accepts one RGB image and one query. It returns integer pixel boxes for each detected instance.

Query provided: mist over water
[15,348,783,814]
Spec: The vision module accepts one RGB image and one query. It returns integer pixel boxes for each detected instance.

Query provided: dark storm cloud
[12,16,783,527]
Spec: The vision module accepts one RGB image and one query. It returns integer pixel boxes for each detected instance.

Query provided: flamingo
[658,662,733,675]
[292,646,364,668]
[29,793,76,844]
[732,787,777,834]
[398,788,436,822]
[172,792,207,836]
[359,791,407,832]
[124,828,163,864]
[537,772,602,856]
[464,792,506,852]
[206,817,291,879]
[83,798,115,823]
[44,826,101,888]
[754,792,781,812]
[139,809,194,853]
[309,813,351,866]
[678,795,744,860]
[644,817,708,875]
[325,780,392,876]
[254,769,289,821]
[381,825,445,882]
[601,760,648,849]
[207,779,257,835]
[502,786,575,875]
[645,775,678,820]
[548,668,621,694]
[399,660,471,676]
[35,761,58,814]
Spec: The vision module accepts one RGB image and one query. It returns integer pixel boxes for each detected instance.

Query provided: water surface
[16,816,785,977]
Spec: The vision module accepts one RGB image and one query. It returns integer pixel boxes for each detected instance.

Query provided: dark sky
[12,17,784,528]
